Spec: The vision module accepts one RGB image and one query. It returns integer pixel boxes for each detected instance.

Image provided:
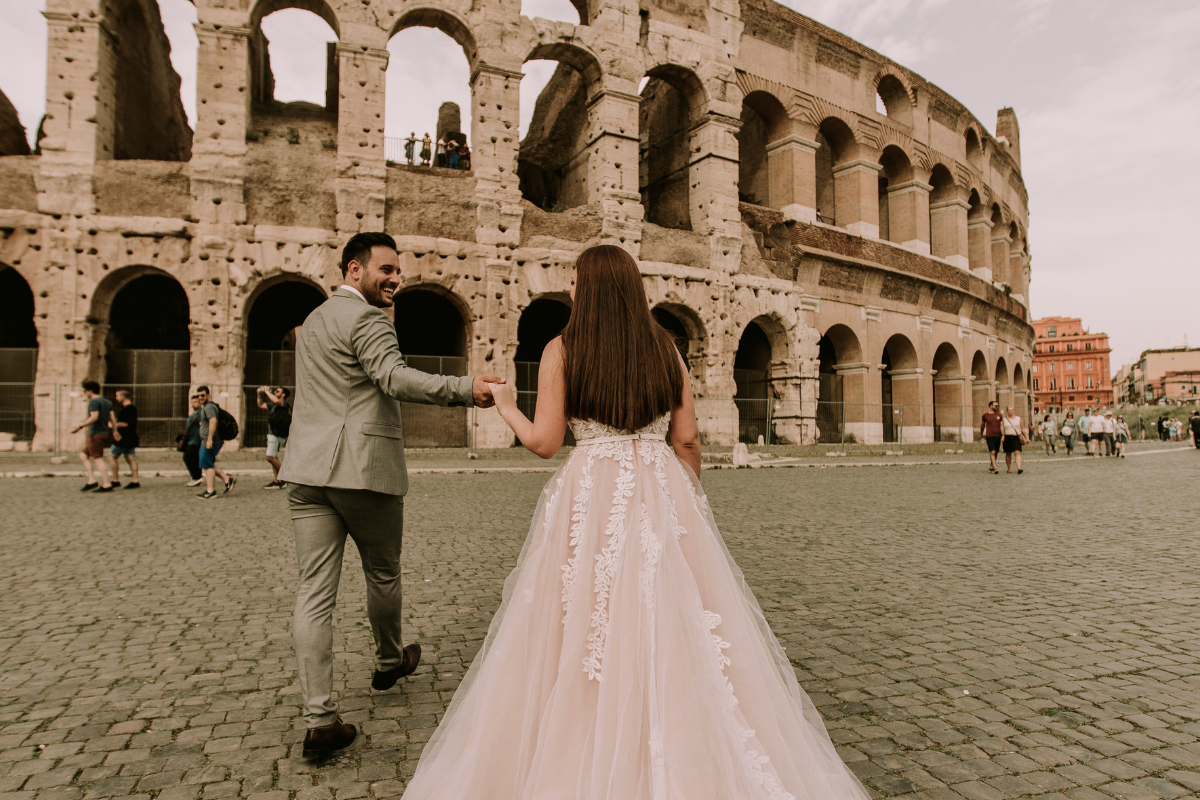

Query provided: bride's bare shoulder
[544,336,565,361]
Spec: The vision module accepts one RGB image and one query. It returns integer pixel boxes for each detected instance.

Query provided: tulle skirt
[402,440,870,800]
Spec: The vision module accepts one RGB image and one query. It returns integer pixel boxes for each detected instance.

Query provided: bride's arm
[489,338,568,459]
[668,353,702,478]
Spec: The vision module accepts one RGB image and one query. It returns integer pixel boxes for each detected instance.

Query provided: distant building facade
[1116,348,1200,405]
[1030,317,1112,413]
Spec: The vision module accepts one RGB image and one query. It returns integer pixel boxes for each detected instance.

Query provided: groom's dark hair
[341,232,397,277]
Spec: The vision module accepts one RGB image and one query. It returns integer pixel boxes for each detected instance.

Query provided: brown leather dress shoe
[302,717,357,756]
[371,643,421,690]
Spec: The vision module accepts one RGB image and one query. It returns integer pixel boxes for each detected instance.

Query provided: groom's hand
[472,375,505,408]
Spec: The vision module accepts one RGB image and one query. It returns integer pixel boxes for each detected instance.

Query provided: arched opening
[928,164,957,260]
[640,65,705,231]
[516,296,573,442]
[518,58,591,211]
[0,267,38,441]
[816,323,863,443]
[965,128,983,169]
[521,0,584,24]
[242,279,325,446]
[990,204,1007,285]
[384,13,473,169]
[250,3,339,123]
[1008,223,1025,295]
[966,189,987,274]
[393,287,471,446]
[881,333,918,443]
[971,350,989,382]
[734,319,778,444]
[875,75,912,127]
[995,356,1012,413]
[815,118,856,227]
[877,145,914,244]
[931,341,965,442]
[109,0,193,160]
[652,307,689,359]
[736,92,788,209]
[101,272,191,446]
[971,349,991,426]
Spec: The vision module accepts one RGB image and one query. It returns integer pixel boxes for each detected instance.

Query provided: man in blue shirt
[69,380,114,492]
[196,385,235,499]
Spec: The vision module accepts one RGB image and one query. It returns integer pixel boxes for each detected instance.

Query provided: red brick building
[1030,317,1113,413]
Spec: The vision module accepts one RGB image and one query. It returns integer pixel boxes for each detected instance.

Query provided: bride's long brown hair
[561,244,684,431]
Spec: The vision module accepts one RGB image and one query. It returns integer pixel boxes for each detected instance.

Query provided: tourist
[1171,417,1183,442]
[1001,405,1025,474]
[1190,410,1200,448]
[1086,408,1103,456]
[107,389,140,488]
[1061,411,1077,455]
[447,140,460,169]
[404,132,415,165]
[1102,411,1116,457]
[420,133,432,166]
[70,380,113,492]
[256,385,291,489]
[980,399,1003,474]
[435,137,446,167]
[1076,410,1090,454]
[1040,413,1057,455]
[1157,415,1168,441]
[457,142,470,170]
[196,385,235,499]
[1114,415,1130,458]
[180,394,203,486]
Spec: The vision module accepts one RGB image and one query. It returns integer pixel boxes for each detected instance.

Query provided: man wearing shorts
[1101,411,1116,457]
[196,385,235,499]
[108,389,141,488]
[257,385,291,489]
[980,400,1004,474]
[71,380,114,492]
[1088,409,1104,456]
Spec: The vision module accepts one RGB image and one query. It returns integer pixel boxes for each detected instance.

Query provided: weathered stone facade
[0,0,1033,451]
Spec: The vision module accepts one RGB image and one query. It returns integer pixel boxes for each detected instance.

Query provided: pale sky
[2,0,1197,370]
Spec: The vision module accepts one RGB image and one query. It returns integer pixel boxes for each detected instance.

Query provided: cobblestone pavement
[1,448,1199,800]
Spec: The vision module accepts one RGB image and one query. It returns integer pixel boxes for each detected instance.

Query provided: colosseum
[0,0,1033,452]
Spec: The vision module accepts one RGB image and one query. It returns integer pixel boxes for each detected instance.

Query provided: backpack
[269,402,292,438]
[216,404,239,441]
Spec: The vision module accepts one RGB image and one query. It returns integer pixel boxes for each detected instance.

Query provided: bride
[402,245,869,800]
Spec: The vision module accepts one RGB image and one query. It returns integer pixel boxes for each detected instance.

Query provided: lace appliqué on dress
[582,442,635,680]
[560,450,596,619]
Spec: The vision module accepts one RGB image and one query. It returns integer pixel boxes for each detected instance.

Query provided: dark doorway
[734,321,771,444]
[103,274,191,446]
[243,280,325,446]
[816,333,842,444]
[0,268,38,440]
[393,288,469,447]
[652,307,689,358]
[516,297,573,444]
[881,345,895,442]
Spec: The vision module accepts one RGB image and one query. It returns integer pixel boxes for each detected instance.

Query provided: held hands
[472,375,506,409]
[485,382,516,415]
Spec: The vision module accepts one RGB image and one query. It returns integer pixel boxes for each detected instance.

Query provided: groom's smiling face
[353,246,402,308]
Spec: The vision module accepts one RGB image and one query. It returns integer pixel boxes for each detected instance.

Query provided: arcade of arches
[0,0,1033,451]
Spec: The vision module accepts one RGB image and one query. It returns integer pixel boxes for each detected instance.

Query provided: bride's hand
[487,382,515,414]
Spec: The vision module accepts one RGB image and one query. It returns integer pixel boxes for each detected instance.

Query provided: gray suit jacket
[279,287,474,496]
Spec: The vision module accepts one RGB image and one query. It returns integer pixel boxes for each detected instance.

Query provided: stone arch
[878,144,914,244]
[814,116,859,227]
[932,341,962,376]
[640,63,708,231]
[393,283,473,361]
[931,340,968,442]
[652,302,707,360]
[1013,362,1025,391]
[816,323,864,443]
[874,72,914,127]
[248,0,340,126]
[518,41,604,211]
[390,7,480,70]
[880,333,918,442]
[928,163,959,260]
[734,314,788,443]
[249,0,341,37]
[995,356,1009,386]
[965,126,983,169]
[737,90,791,209]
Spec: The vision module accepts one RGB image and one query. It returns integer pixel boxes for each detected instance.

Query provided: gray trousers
[288,483,405,728]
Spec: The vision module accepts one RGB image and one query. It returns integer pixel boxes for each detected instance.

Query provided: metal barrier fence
[813,402,975,449]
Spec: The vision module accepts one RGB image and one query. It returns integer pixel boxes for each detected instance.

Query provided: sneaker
[81,482,98,492]
[224,475,237,494]
[263,481,284,489]
[124,482,140,489]
[96,485,114,493]
[196,490,217,499]
[185,478,203,487]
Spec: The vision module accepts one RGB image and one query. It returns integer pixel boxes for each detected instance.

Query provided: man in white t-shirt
[1084,409,1101,456]
[1101,411,1116,456]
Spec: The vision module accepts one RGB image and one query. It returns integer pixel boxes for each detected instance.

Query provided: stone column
[886,180,932,254]
[831,159,881,238]
[933,375,972,443]
[991,232,1012,286]
[767,359,805,445]
[688,114,743,273]
[973,379,996,428]
[335,43,389,234]
[190,23,253,226]
[584,88,644,257]
[967,217,993,280]
[888,368,931,444]
[1010,248,1027,304]
[765,135,819,223]
[834,362,878,444]
[471,64,524,248]
[930,198,969,269]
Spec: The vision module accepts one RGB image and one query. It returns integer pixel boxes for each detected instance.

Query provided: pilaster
[887,180,932,254]
[765,135,819,223]
[930,198,969,269]
[831,159,881,239]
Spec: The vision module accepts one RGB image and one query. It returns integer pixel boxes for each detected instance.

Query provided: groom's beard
[362,278,397,308]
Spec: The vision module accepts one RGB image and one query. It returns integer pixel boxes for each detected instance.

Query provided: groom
[280,231,503,756]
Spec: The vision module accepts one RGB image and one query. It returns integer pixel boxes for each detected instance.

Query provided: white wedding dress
[402,415,870,800]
